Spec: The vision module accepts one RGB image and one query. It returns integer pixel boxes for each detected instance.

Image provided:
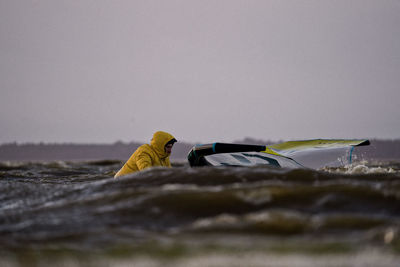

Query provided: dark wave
[0,161,399,252]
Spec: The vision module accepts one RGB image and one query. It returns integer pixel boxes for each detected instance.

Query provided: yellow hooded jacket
[114,131,176,178]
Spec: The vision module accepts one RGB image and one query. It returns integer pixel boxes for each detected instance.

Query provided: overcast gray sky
[1,0,399,144]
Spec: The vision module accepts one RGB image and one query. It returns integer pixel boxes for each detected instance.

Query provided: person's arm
[136,152,153,170]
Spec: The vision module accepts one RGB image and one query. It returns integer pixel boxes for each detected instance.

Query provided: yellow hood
[150,131,176,159]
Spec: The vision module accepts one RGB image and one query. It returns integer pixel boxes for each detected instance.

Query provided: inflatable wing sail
[187,139,370,169]
[187,143,303,168]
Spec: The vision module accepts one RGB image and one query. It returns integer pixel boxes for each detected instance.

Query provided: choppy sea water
[0,160,399,267]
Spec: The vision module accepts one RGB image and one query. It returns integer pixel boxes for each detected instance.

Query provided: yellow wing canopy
[266,139,370,156]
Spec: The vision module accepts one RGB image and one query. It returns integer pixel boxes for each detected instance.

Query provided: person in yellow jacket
[114,131,177,178]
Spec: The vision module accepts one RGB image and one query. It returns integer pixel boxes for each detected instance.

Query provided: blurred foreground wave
[0,160,399,266]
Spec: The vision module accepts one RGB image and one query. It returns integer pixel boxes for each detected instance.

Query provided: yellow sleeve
[136,151,153,170]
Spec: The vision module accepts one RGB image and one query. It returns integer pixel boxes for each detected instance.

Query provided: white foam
[321,162,397,174]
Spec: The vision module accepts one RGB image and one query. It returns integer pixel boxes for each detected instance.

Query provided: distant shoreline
[0,141,195,161]
[0,139,399,162]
